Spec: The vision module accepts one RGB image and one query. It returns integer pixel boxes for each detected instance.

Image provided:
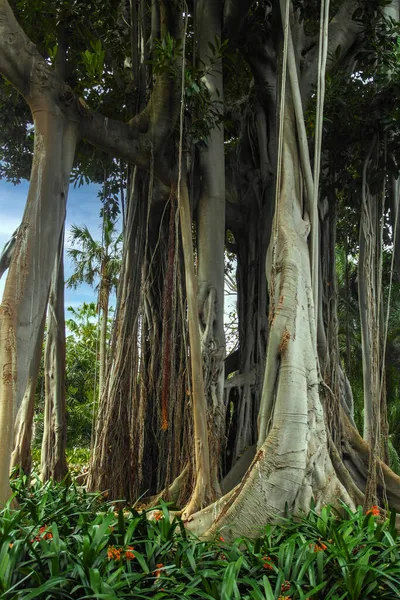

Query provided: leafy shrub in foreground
[1,475,399,599]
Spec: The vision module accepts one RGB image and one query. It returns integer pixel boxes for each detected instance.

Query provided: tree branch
[0,0,182,186]
[0,227,18,280]
[301,0,362,100]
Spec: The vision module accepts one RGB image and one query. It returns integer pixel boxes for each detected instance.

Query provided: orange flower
[154,563,164,577]
[278,596,292,600]
[262,556,274,570]
[125,546,135,560]
[107,546,122,560]
[154,511,164,521]
[219,536,225,542]
[31,525,53,543]
[366,505,380,517]
[9,543,13,549]
[281,581,291,592]
[311,538,327,552]
[34,525,53,541]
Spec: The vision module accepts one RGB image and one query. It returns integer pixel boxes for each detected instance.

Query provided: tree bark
[196,0,226,498]
[10,311,46,475]
[98,279,109,402]
[41,226,68,482]
[88,169,144,500]
[358,142,381,449]
[0,229,18,280]
[198,96,352,540]
[0,106,78,502]
[180,178,213,518]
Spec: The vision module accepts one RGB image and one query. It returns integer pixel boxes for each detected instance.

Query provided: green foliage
[0,80,33,183]
[1,0,134,184]
[66,217,122,293]
[147,31,229,146]
[33,303,114,449]
[150,33,183,77]
[64,303,113,448]
[2,477,400,599]
[81,39,105,82]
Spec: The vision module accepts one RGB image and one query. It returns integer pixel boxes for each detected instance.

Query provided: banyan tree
[2,0,400,538]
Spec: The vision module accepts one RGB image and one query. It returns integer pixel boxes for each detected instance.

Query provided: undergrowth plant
[0,475,399,599]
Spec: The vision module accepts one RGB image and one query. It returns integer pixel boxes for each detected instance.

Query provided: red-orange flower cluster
[262,556,274,570]
[311,538,327,552]
[281,581,291,592]
[107,545,135,560]
[107,546,122,560]
[366,505,380,517]
[154,563,164,577]
[31,525,53,543]
[154,511,164,521]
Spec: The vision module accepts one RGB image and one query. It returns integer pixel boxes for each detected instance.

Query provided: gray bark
[41,226,68,482]
[0,109,78,502]
[0,0,80,503]
[358,141,378,446]
[98,280,110,402]
[191,96,353,540]
[0,228,18,280]
[196,0,226,497]
[180,178,213,518]
[10,310,46,474]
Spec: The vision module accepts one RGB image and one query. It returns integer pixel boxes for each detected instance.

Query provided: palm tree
[66,216,122,401]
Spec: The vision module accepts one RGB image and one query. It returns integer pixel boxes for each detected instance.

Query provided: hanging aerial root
[342,414,400,512]
[327,429,364,507]
[160,194,177,432]
[141,464,190,509]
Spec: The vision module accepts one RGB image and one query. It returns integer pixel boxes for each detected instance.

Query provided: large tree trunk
[225,77,276,470]
[320,193,342,444]
[0,105,78,503]
[88,170,145,500]
[137,192,192,502]
[358,144,378,446]
[88,169,191,503]
[196,0,226,497]
[10,311,46,475]
[190,97,352,539]
[41,226,68,482]
[180,178,213,518]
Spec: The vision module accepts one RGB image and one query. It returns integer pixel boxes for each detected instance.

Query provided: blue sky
[0,177,238,350]
[0,178,116,314]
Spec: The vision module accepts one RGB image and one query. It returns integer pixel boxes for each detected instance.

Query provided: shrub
[1,475,399,599]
